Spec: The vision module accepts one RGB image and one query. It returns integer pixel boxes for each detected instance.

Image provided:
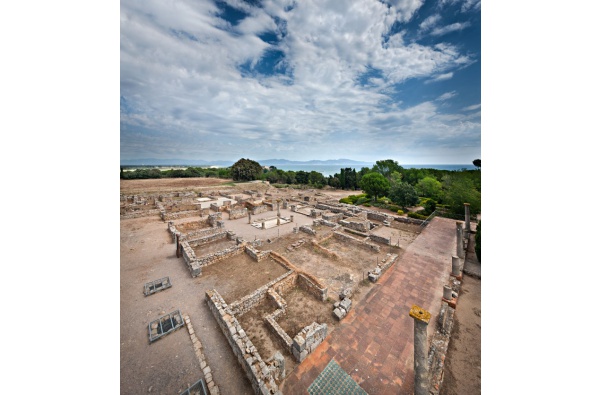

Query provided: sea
[269,164,477,177]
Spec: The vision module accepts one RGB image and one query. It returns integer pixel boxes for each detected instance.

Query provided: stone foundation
[205,290,282,395]
[291,322,328,362]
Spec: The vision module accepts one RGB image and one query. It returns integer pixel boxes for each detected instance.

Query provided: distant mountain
[258,159,373,166]
[120,158,235,167]
[120,158,373,167]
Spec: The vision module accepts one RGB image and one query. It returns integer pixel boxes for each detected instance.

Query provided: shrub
[363,203,371,207]
[339,197,352,204]
[397,209,404,215]
[407,212,428,220]
[355,197,369,205]
[387,204,401,212]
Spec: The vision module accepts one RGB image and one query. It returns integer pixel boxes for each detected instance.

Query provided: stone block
[333,307,346,320]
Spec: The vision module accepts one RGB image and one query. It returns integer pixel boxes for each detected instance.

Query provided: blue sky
[120,0,481,164]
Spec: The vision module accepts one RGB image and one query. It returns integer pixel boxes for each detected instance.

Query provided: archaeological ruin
[121,183,478,394]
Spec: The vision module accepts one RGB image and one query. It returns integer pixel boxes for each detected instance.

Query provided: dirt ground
[439,232,482,395]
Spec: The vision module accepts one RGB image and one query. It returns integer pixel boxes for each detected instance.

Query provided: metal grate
[179,378,208,395]
[308,359,367,395]
[148,310,184,343]
[144,277,172,296]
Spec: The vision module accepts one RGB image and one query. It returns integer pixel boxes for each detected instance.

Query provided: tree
[231,158,262,181]
[359,172,390,199]
[389,182,419,209]
[372,159,404,179]
[308,171,326,188]
[441,175,481,216]
[295,170,309,185]
[473,159,481,169]
[416,177,443,200]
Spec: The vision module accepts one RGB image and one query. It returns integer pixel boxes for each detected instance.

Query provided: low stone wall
[265,314,293,352]
[367,212,390,222]
[180,241,201,277]
[368,234,391,245]
[183,226,222,241]
[205,290,281,395]
[244,245,271,262]
[394,216,426,225]
[322,212,343,222]
[168,221,181,242]
[428,302,456,394]
[188,231,228,248]
[197,244,246,268]
[252,205,268,215]
[310,240,340,260]
[333,231,381,253]
[340,219,371,232]
[228,270,295,316]
[297,273,328,301]
[163,209,201,221]
[121,208,161,219]
[229,207,248,220]
[299,225,316,236]
[368,253,398,282]
[208,213,222,227]
[291,322,328,362]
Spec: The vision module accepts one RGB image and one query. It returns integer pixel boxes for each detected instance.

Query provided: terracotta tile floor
[281,217,458,395]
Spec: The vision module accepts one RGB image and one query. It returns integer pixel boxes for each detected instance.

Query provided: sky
[120,0,481,164]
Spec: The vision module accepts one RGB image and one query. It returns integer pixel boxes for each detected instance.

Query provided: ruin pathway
[281,217,457,395]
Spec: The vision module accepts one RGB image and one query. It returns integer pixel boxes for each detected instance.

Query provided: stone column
[290,215,294,223]
[409,305,431,395]
[464,203,471,234]
[262,221,266,230]
[451,255,461,277]
[248,212,252,224]
[443,285,453,300]
[456,222,464,258]
[277,201,280,217]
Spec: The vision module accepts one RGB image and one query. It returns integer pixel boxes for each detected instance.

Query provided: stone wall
[367,212,390,222]
[299,225,316,236]
[208,213,222,227]
[333,231,381,253]
[197,245,246,268]
[368,234,391,245]
[339,219,371,232]
[264,314,293,352]
[188,231,228,248]
[183,226,222,241]
[179,241,201,277]
[229,207,248,220]
[205,290,281,395]
[228,270,295,316]
[121,208,161,219]
[291,322,328,362]
[252,205,268,215]
[322,212,344,222]
[297,273,328,301]
[394,216,426,226]
[244,245,271,262]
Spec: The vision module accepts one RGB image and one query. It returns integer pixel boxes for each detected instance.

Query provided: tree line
[121,158,481,219]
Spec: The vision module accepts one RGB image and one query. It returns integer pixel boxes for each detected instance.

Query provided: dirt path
[439,229,481,395]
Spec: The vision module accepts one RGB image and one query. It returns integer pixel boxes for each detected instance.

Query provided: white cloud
[120,0,479,161]
[431,22,471,36]
[420,14,441,31]
[437,91,458,101]
[462,103,481,111]
[425,72,454,83]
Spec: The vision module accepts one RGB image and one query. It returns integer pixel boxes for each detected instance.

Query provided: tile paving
[281,217,458,395]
